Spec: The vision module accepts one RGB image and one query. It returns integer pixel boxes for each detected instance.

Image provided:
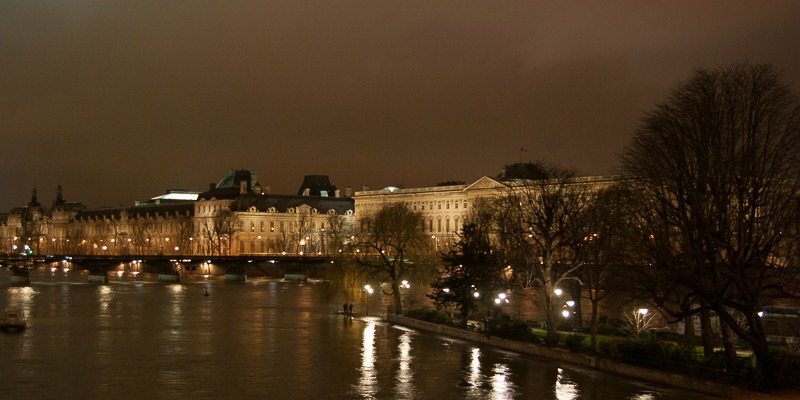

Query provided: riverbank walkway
[384,314,793,400]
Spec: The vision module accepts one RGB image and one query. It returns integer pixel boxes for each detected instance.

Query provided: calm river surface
[0,268,718,400]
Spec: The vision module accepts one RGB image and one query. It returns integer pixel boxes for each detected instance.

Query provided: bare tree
[173,214,195,255]
[620,63,800,376]
[494,163,592,336]
[352,203,427,314]
[200,208,239,256]
[130,219,157,255]
[325,213,353,256]
[576,183,634,350]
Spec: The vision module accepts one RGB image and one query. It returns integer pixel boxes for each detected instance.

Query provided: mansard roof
[76,207,126,220]
[198,169,261,200]
[232,194,354,215]
[75,202,194,221]
[51,185,86,213]
[127,202,194,219]
[297,175,337,196]
[216,169,258,189]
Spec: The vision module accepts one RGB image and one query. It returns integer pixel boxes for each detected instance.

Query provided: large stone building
[0,170,354,257]
[353,176,507,251]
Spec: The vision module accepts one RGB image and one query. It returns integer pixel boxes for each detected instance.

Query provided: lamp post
[400,280,410,311]
[363,284,374,315]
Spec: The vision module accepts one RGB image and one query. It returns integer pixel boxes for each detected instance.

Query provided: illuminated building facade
[0,170,354,256]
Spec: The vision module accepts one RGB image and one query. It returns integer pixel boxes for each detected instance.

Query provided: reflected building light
[468,347,482,395]
[555,367,579,400]
[491,363,514,399]
[395,332,413,398]
[358,322,378,398]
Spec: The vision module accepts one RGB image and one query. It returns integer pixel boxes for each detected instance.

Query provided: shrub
[544,333,562,347]
[565,334,586,352]
[763,352,800,390]
[597,340,619,358]
[489,320,540,343]
[405,308,449,325]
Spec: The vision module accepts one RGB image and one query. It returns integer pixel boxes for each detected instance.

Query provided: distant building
[353,176,508,251]
[194,169,354,256]
[0,170,354,256]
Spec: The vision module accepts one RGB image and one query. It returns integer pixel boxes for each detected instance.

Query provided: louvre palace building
[0,168,619,259]
[0,170,355,257]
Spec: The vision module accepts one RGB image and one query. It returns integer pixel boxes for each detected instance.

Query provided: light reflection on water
[556,367,579,400]
[0,269,717,400]
[358,321,378,397]
[395,330,414,399]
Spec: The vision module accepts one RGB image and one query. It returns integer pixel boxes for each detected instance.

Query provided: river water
[0,268,717,400]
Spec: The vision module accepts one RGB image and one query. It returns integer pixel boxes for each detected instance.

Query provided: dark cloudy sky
[2,1,800,211]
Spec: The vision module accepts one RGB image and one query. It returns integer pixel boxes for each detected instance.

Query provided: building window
[279,221,285,233]
[428,219,433,232]
[437,219,442,233]
[421,202,425,210]
[464,200,468,209]
[260,221,265,232]
[437,201,441,210]
[413,202,417,210]
[455,201,459,209]
[446,219,450,232]
[250,222,255,232]
[270,221,275,232]
[446,201,450,209]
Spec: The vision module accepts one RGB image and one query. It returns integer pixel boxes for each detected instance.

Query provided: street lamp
[363,284,374,315]
[400,280,410,310]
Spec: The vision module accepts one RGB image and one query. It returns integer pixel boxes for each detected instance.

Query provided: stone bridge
[0,254,342,284]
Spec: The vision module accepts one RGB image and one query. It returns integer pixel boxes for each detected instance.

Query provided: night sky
[2,2,800,211]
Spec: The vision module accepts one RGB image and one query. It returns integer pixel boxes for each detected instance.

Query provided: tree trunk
[392,281,403,314]
[720,321,738,371]
[570,282,583,327]
[700,308,715,359]
[544,292,558,336]
[683,314,696,345]
[590,299,599,351]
